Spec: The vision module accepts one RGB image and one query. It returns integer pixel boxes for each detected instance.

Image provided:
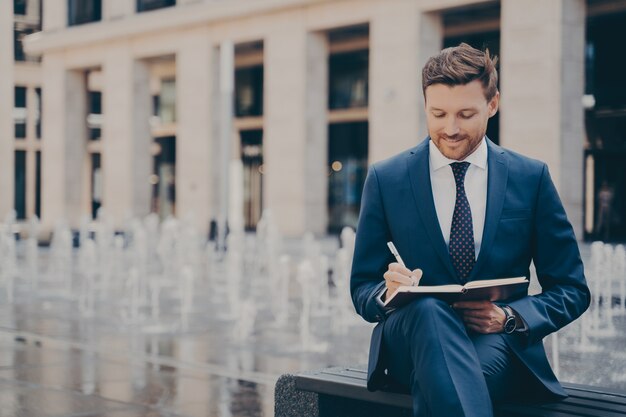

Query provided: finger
[464,322,480,332]
[385,282,401,297]
[383,271,398,283]
[388,263,413,276]
[461,316,485,326]
[460,310,491,320]
[385,271,413,286]
[453,301,492,310]
[465,323,488,334]
[411,268,424,284]
[383,275,401,290]
[463,315,501,333]
[453,300,490,309]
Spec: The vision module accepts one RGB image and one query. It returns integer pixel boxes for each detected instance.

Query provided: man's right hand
[383,263,423,301]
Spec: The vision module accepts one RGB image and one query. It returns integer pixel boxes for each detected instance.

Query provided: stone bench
[275,366,626,417]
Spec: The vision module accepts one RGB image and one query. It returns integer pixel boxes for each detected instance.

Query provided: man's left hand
[452,301,505,334]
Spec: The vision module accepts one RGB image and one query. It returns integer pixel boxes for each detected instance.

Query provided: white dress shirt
[429,138,488,258]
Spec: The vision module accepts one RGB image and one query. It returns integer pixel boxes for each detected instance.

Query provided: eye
[460,113,475,119]
[432,113,445,118]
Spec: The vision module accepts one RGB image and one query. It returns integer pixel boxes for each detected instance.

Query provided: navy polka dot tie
[449,162,475,282]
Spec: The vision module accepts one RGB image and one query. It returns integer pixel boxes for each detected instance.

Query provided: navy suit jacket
[350,137,591,399]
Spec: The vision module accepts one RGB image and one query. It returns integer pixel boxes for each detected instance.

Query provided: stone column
[40,54,88,231]
[264,14,327,236]
[26,0,41,22]
[102,46,152,228]
[26,87,39,218]
[43,0,66,31]
[179,0,205,5]
[104,0,134,20]
[416,11,443,140]
[176,30,217,232]
[369,1,423,163]
[0,0,14,219]
[500,0,586,238]
[304,31,329,235]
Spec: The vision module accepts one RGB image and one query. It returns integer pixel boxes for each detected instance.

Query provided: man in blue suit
[350,43,590,417]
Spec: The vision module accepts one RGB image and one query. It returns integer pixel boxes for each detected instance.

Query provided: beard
[432,130,485,161]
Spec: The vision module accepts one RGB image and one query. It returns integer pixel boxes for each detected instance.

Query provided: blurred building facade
[1,0,625,240]
[1,0,43,229]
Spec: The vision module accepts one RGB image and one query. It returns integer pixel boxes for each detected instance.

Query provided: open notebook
[383,277,529,309]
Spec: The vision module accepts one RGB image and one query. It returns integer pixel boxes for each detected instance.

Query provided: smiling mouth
[441,136,466,143]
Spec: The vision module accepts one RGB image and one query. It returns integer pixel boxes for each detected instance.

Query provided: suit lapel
[407,139,459,282]
[469,140,508,280]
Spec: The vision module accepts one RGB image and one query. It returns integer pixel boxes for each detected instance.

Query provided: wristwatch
[499,305,517,334]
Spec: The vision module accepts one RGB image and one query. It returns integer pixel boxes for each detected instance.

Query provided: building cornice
[24,0,332,55]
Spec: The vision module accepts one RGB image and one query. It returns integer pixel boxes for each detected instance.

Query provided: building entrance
[151,136,176,219]
[240,130,263,231]
[584,9,626,242]
[327,122,368,234]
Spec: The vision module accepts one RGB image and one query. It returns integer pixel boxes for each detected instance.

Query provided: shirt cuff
[375,286,396,317]
[511,307,528,333]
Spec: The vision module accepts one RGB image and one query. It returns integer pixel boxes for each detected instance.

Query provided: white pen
[387,241,418,286]
[387,241,406,267]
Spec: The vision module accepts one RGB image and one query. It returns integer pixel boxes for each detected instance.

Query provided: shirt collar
[429,137,488,172]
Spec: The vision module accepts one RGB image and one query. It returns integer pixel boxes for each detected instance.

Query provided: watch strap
[499,305,517,334]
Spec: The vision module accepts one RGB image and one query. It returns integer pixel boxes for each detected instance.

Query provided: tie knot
[450,162,470,185]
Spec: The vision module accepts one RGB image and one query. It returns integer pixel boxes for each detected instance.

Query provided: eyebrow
[429,107,478,112]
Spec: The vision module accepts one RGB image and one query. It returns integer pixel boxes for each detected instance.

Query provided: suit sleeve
[508,164,591,345]
[350,165,395,323]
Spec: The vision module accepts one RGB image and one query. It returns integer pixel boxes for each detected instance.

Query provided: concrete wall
[176,29,218,230]
[40,54,88,230]
[104,0,135,21]
[43,0,66,31]
[500,0,586,238]
[0,0,14,220]
[102,45,152,227]
[369,1,422,163]
[264,11,311,236]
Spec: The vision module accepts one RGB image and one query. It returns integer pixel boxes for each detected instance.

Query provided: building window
[15,151,27,220]
[14,86,27,139]
[328,122,368,233]
[235,66,264,117]
[328,50,369,110]
[585,11,626,151]
[35,88,41,139]
[158,79,176,124]
[240,130,263,231]
[14,0,27,15]
[152,94,160,118]
[68,0,101,26]
[152,137,176,219]
[35,151,41,218]
[583,10,626,243]
[137,0,175,13]
[88,91,102,140]
[91,153,101,219]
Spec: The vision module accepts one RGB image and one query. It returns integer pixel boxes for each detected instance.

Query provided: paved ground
[0,239,623,416]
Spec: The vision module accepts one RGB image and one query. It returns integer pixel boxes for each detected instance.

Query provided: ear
[488,91,500,118]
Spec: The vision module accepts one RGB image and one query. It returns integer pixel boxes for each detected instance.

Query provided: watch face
[504,316,516,334]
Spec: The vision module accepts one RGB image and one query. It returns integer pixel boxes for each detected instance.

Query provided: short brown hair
[422,43,499,101]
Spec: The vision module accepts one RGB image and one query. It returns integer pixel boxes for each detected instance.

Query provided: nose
[444,117,460,137]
